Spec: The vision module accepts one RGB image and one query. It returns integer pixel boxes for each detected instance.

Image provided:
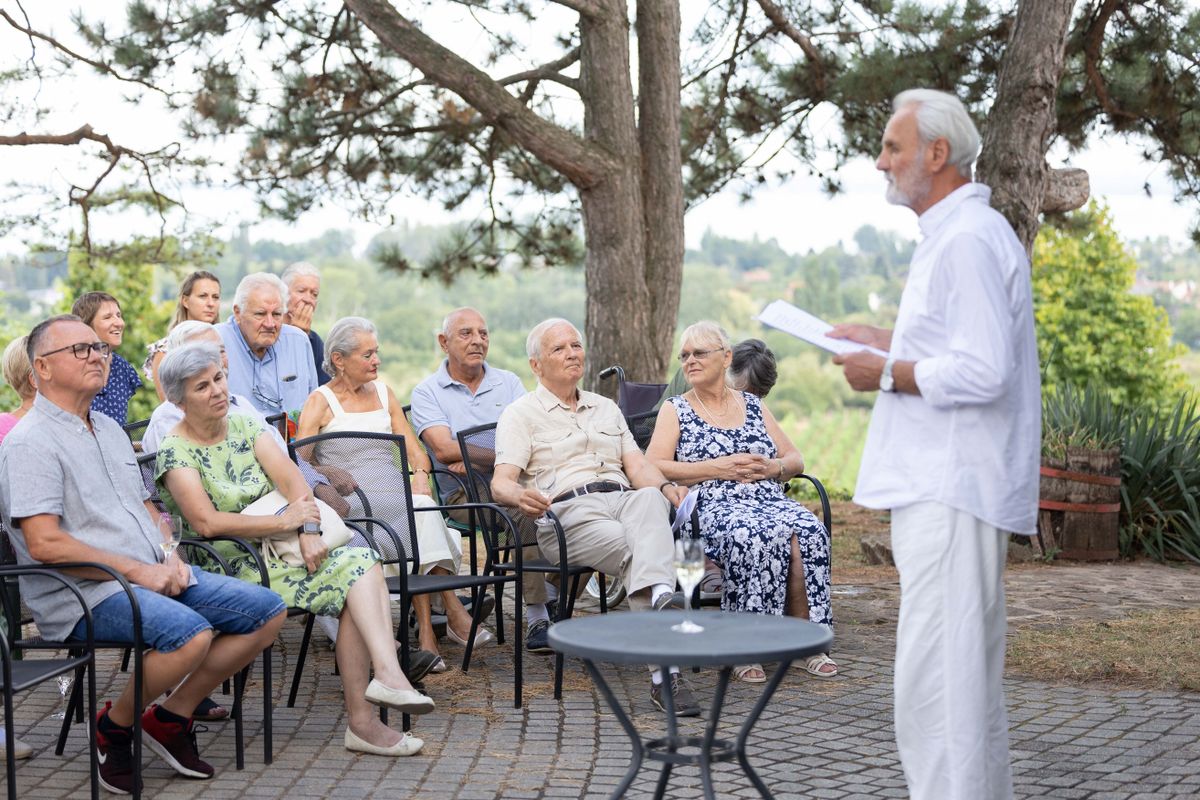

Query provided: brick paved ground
[5,560,1200,799]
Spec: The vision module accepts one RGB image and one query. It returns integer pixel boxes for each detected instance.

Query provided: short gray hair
[324,316,377,377]
[234,272,288,311]
[159,342,223,405]
[679,320,731,354]
[281,261,321,289]
[893,89,980,179]
[526,318,581,360]
[166,320,216,351]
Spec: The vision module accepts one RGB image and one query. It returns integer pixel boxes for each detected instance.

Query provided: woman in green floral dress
[154,342,433,758]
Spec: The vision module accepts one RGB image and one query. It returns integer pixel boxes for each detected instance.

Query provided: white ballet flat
[445,625,495,648]
[364,679,435,714]
[344,727,424,757]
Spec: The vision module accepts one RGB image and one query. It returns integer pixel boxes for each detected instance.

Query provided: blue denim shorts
[71,566,286,653]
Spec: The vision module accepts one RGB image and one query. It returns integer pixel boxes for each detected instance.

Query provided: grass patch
[1007,608,1200,691]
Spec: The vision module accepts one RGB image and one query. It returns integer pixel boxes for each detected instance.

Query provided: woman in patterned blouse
[71,292,142,425]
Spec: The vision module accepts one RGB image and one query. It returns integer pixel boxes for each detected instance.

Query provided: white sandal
[804,653,838,678]
[734,663,767,684]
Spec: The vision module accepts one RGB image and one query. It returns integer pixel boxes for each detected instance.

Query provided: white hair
[234,272,288,311]
[323,316,377,377]
[526,318,581,360]
[893,89,980,179]
[679,320,731,353]
[159,342,223,405]
[440,307,484,337]
[281,261,321,289]
[166,320,216,351]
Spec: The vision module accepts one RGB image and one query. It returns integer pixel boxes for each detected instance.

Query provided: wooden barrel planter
[1037,446,1121,561]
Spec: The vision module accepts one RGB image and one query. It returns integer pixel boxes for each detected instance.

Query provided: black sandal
[193,696,230,721]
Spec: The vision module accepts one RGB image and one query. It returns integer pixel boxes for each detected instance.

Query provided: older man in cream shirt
[491,318,698,716]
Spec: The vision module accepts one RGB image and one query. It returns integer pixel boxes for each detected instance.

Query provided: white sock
[526,603,550,626]
[650,667,680,686]
[545,583,559,603]
[650,583,674,606]
[316,614,339,644]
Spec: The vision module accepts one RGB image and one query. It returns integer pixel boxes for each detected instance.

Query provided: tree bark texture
[977,0,1079,256]
[345,0,685,392]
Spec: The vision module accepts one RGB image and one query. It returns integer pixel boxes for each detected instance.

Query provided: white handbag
[239,490,353,568]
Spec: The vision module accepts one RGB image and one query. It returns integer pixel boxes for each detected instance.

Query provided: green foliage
[1034,202,1188,408]
[1041,382,1200,563]
[58,248,173,422]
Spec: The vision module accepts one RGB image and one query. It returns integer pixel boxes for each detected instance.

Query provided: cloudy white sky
[1,2,1195,258]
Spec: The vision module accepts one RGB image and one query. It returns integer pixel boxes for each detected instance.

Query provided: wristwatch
[300,521,322,535]
[879,357,896,393]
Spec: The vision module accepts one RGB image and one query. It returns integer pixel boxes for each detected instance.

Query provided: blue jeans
[70,566,285,653]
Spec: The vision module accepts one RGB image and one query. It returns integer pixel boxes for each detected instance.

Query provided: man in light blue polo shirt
[410,308,556,652]
[217,272,318,417]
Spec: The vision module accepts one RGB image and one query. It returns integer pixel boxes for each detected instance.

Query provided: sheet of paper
[755,300,888,357]
[671,490,698,535]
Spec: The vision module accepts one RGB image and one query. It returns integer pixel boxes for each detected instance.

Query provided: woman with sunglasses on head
[646,321,836,684]
[71,292,142,425]
[145,271,223,402]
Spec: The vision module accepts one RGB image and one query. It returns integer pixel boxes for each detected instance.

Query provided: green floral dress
[154,414,378,617]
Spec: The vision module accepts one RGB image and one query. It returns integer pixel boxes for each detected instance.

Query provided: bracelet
[777,459,785,480]
[658,481,677,492]
[414,468,430,474]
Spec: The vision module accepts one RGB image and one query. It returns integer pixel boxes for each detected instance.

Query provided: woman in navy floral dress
[72,292,142,424]
[648,321,836,682]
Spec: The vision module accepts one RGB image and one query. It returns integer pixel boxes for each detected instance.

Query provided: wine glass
[671,537,705,634]
[158,513,183,561]
[50,674,72,719]
[534,468,557,526]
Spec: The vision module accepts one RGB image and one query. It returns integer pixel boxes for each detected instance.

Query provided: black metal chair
[289,431,524,706]
[0,566,98,800]
[455,422,611,700]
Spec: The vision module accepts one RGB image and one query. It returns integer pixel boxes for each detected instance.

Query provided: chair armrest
[193,536,269,587]
[430,467,468,497]
[794,473,833,538]
[0,566,97,654]
[0,561,142,653]
[344,516,410,572]
[412,502,521,573]
[177,539,237,576]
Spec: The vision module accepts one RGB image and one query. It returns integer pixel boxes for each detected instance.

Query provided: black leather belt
[551,481,631,504]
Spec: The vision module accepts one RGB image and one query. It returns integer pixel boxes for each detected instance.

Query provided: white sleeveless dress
[313,382,461,576]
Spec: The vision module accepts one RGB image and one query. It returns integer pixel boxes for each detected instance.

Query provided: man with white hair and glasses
[831,89,1039,800]
[218,272,318,416]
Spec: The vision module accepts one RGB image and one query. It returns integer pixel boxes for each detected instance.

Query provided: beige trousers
[538,487,676,611]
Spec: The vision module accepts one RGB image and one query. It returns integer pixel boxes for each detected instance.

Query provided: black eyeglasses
[678,348,724,363]
[38,342,112,360]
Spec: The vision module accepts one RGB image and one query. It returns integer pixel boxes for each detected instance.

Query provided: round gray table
[549,610,833,800]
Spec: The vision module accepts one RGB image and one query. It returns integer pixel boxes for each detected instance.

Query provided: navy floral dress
[671,393,832,627]
[91,353,142,425]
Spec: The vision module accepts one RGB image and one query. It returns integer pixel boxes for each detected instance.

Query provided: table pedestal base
[581,658,795,800]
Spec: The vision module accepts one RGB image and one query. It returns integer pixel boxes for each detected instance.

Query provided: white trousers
[891,501,1013,800]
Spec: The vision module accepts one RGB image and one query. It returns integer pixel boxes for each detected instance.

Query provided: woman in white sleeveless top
[297,317,493,668]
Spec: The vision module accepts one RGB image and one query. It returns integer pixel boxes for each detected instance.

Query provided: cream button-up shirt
[853,183,1041,535]
[495,383,639,494]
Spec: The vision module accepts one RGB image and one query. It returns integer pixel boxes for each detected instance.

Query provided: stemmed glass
[50,675,72,719]
[534,468,557,526]
[671,537,705,634]
[158,513,183,561]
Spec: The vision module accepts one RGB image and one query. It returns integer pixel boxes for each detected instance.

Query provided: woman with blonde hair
[145,271,222,401]
[0,335,34,442]
[647,321,836,683]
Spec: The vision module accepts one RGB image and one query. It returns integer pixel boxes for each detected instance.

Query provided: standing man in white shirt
[830,88,1039,800]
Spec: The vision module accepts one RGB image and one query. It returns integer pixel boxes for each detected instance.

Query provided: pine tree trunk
[976,0,1078,256]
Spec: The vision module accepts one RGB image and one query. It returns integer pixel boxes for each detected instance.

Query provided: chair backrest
[625,410,658,452]
[289,430,422,571]
[455,423,521,554]
[264,412,290,442]
[136,451,167,511]
[123,417,150,441]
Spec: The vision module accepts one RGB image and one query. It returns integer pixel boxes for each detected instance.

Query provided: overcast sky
[1,3,1195,259]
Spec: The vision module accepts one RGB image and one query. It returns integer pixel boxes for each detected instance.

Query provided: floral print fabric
[671,392,832,626]
[154,414,378,616]
[91,353,142,425]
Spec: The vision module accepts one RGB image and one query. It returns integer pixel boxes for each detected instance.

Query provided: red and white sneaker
[140,705,214,779]
[94,702,139,795]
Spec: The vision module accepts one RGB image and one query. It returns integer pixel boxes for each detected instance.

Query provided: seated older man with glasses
[490,318,699,716]
[0,315,286,794]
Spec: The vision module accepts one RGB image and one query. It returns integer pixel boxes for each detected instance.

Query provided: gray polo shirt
[0,394,163,641]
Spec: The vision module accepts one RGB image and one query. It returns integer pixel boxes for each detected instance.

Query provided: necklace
[692,386,733,422]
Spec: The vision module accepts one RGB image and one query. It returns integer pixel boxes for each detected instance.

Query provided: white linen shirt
[853,183,1040,534]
